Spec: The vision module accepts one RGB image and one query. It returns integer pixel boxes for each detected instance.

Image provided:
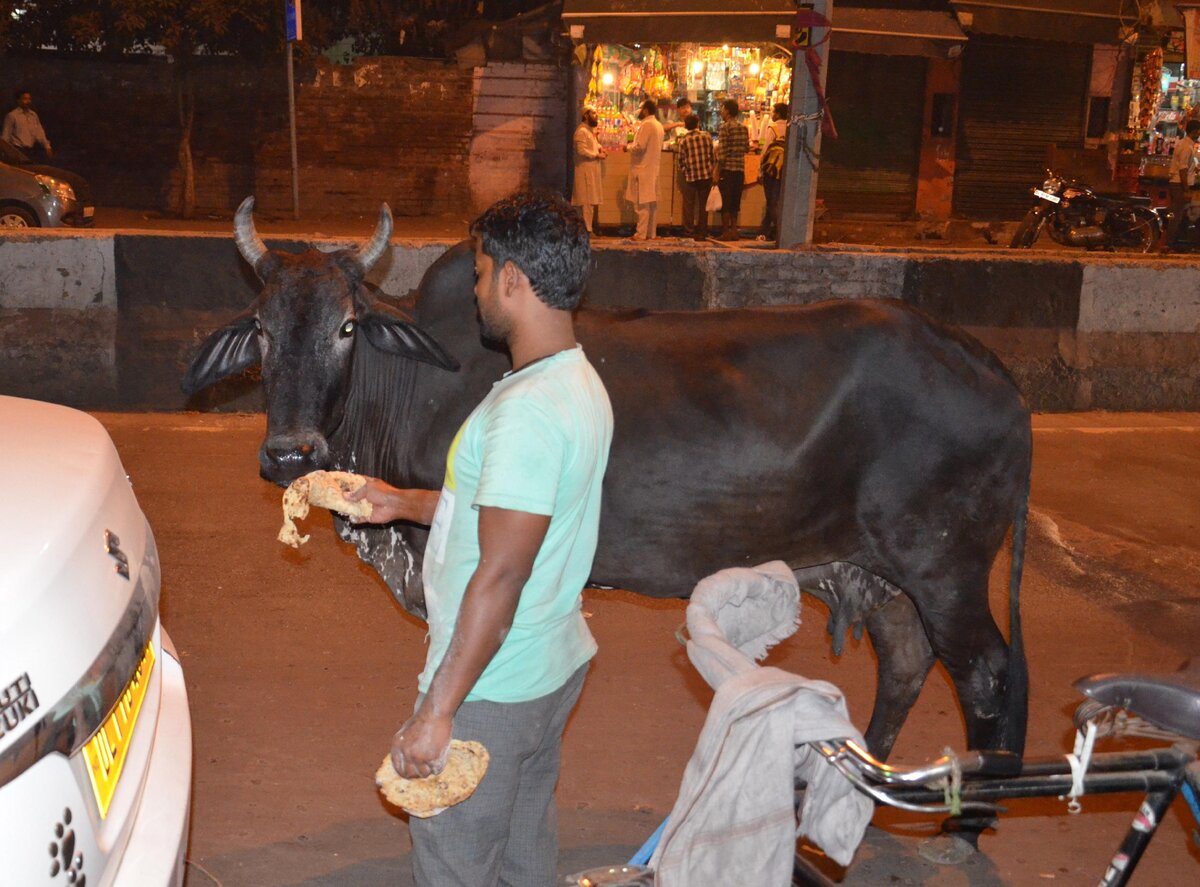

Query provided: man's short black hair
[13,88,29,103]
[722,98,739,117]
[773,102,789,120]
[684,113,700,131]
[469,191,590,311]
[676,96,691,109]
[641,99,658,117]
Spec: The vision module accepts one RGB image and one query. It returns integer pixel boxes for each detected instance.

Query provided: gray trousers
[409,663,589,887]
[635,201,658,239]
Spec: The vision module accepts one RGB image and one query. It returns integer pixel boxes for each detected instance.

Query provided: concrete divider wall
[0,233,119,406]
[1,232,1197,411]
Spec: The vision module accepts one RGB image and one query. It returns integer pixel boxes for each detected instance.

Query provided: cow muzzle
[259,432,330,484]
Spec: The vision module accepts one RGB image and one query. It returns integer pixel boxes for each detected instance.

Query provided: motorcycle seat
[1074,659,1200,740]
[1092,192,1152,207]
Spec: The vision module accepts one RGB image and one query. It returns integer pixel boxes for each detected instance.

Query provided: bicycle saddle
[1074,659,1200,741]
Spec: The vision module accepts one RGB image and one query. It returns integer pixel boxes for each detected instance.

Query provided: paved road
[94,411,1200,886]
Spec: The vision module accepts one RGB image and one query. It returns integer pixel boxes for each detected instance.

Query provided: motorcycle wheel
[1009,210,1044,248]
[1128,210,1160,253]
[1111,208,1160,252]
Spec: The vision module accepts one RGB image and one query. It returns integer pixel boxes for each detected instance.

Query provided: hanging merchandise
[1138,47,1164,136]
[581,41,792,150]
[705,60,727,92]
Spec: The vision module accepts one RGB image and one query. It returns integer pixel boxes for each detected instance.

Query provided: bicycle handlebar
[817,738,1023,784]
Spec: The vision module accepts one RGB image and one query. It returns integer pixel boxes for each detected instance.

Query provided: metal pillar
[778,1,832,249]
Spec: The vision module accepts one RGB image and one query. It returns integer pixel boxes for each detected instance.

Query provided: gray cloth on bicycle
[650,562,872,885]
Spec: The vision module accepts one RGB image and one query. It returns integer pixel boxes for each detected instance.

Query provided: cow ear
[360,312,459,371]
[182,314,262,394]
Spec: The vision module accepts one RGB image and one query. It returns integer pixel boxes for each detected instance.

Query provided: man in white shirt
[625,99,664,241]
[571,108,605,234]
[1161,119,1200,252]
[2,89,52,161]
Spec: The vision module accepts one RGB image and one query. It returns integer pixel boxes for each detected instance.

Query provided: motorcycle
[1009,170,1165,252]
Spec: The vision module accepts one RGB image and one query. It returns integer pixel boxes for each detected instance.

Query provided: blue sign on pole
[285,0,302,43]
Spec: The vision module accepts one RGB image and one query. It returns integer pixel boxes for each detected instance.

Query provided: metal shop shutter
[953,36,1090,220]
[817,51,926,219]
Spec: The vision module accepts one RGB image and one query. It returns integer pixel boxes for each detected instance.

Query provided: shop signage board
[285,0,302,42]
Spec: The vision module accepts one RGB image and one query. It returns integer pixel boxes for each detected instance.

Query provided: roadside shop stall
[1127,28,1199,205]
[562,0,799,231]
[563,1,970,230]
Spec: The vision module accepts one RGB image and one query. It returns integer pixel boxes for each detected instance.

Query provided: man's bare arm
[390,506,551,777]
[346,477,440,525]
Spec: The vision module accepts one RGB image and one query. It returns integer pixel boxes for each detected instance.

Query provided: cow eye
[340,320,356,337]
[253,318,263,334]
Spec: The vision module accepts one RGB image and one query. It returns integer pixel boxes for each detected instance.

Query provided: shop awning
[561,0,798,45]
[562,2,966,59]
[833,9,966,59]
[948,1,1136,45]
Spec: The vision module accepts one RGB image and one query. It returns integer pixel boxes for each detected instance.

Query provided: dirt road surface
[94,411,1200,887]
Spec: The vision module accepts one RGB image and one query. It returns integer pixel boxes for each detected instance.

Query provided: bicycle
[796,661,1200,886]
[564,567,1199,887]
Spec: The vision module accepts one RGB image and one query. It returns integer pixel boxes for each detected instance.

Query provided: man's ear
[502,261,528,296]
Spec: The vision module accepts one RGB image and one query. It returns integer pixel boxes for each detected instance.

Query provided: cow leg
[863,593,935,761]
[914,580,1015,753]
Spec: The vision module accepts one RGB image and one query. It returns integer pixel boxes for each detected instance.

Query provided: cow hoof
[916,834,975,866]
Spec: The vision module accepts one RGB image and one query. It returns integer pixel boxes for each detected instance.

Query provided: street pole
[778,0,832,249]
[285,1,302,220]
[287,43,300,220]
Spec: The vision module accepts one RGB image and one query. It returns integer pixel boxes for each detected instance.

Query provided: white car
[0,396,192,885]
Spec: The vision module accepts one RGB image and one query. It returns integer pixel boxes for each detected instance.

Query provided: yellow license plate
[82,640,156,818]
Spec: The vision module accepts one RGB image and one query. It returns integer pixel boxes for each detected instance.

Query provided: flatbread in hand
[278,470,373,548]
[375,740,490,818]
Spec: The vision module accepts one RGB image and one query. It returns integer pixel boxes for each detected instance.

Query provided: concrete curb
[1,232,1197,411]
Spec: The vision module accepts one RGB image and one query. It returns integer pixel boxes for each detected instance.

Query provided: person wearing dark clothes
[677,115,716,241]
[715,99,749,241]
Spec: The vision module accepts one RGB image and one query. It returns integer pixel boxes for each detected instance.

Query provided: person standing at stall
[677,114,715,241]
[1161,118,1200,252]
[625,99,664,241]
[663,96,693,140]
[572,107,606,234]
[715,99,750,241]
[758,102,789,242]
[664,97,694,233]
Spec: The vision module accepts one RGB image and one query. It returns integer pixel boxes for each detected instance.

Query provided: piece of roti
[375,740,490,818]
[278,470,373,548]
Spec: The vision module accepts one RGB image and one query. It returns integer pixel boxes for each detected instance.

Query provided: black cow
[184,200,1033,759]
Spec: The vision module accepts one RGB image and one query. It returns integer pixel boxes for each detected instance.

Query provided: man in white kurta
[625,99,664,241]
[571,108,605,233]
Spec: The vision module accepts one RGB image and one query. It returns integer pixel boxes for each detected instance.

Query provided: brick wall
[253,57,475,217]
[0,52,486,217]
[469,63,568,214]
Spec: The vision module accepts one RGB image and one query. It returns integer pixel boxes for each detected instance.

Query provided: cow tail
[1006,467,1030,756]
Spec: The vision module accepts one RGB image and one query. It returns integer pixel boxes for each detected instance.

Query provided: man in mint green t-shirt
[349,192,613,886]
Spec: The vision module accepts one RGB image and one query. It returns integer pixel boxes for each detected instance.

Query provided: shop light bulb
[750,63,761,75]
[722,45,730,52]
[601,71,614,86]
[691,61,704,74]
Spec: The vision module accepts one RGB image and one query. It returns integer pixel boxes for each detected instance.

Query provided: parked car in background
[0,396,192,885]
[0,141,95,227]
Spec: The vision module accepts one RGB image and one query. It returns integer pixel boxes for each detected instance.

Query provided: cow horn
[233,196,269,272]
[354,203,393,273]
